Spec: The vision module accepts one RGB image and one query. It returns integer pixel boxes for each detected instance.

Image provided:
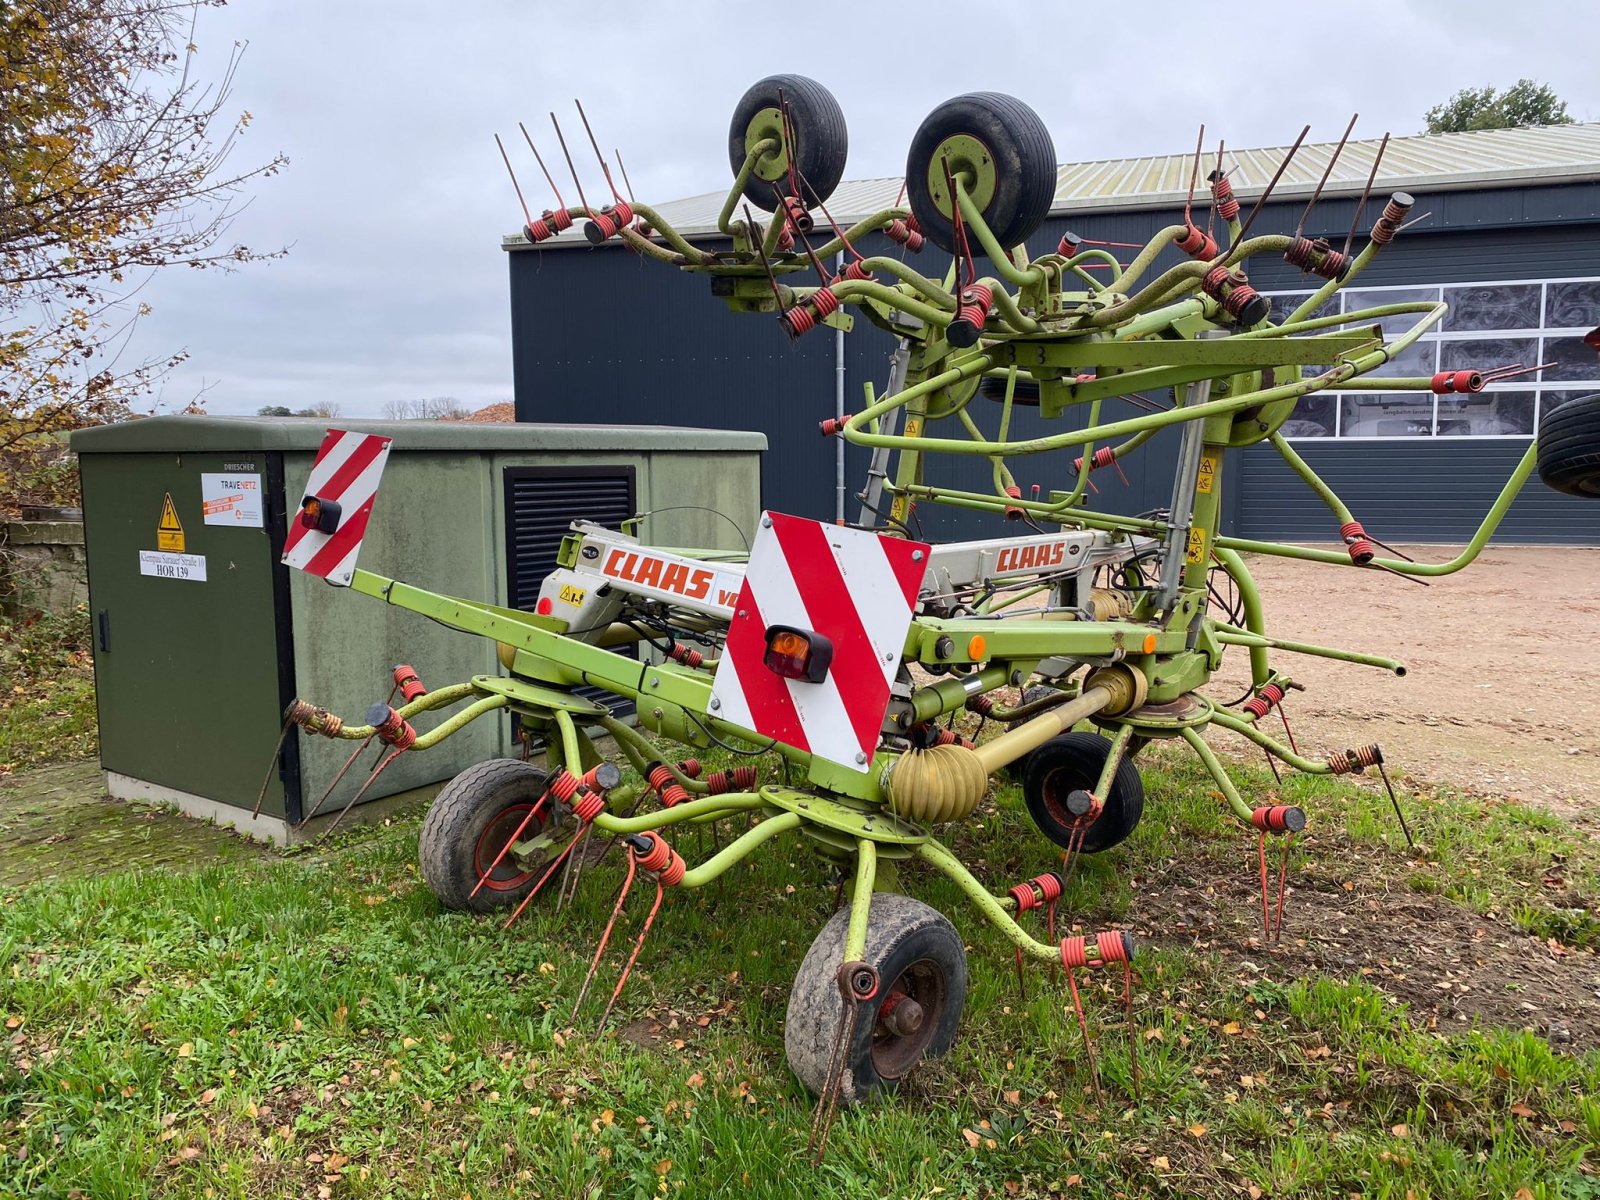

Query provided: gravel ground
[1209,545,1600,816]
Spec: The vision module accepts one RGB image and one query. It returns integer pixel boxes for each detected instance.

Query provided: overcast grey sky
[127,0,1600,417]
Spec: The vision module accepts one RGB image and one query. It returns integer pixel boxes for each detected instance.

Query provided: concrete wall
[2,519,88,617]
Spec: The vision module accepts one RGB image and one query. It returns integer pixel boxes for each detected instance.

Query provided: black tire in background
[1537,392,1600,498]
[418,759,560,913]
[785,893,967,1104]
[727,74,848,213]
[1022,731,1145,853]
[905,92,1056,255]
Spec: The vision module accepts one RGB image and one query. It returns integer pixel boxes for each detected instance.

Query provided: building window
[1265,277,1600,439]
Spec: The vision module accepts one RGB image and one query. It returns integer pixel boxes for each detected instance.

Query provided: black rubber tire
[1537,392,1600,498]
[906,92,1056,255]
[1022,732,1145,853]
[978,374,1042,406]
[785,893,967,1104]
[727,74,848,213]
[418,759,563,914]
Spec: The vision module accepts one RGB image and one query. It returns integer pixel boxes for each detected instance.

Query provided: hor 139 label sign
[139,550,207,582]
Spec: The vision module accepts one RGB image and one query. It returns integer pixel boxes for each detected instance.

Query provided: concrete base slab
[104,771,443,847]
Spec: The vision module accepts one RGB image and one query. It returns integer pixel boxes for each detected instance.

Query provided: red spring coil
[1370,193,1413,245]
[780,286,840,338]
[948,283,993,346]
[1210,170,1240,221]
[546,768,580,803]
[931,729,976,749]
[286,699,343,737]
[819,416,849,437]
[1057,232,1083,258]
[635,833,686,886]
[704,765,758,795]
[1251,804,1306,833]
[371,706,416,751]
[585,200,635,243]
[1073,445,1118,474]
[677,758,702,779]
[1174,223,1219,259]
[392,664,427,703]
[841,259,875,283]
[775,223,795,253]
[1339,519,1376,565]
[1003,483,1024,521]
[547,207,573,232]
[645,761,691,808]
[1430,370,1483,395]
[780,195,813,235]
[1242,682,1286,720]
[1009,870,1063,913]
[1327,744,1383,775]
[1060,930,1134,969]
[965,694,994,717]
[578,763,616,791]
[526,218,556,243]
[572,790,606,823]
[885,218,924,252]
[668,642,704,669]
[1203,266,1263,323]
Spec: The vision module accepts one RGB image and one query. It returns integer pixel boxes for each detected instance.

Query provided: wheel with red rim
[785,893,966,1104]
[419,759,564,913]
[1022,731,1145,853]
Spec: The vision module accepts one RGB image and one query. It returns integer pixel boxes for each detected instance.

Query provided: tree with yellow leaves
[1,0,285,509]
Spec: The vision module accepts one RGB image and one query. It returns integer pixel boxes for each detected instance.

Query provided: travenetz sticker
[201,473,264,527]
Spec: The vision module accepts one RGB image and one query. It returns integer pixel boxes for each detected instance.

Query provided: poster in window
[1435,392,1534,437]
[1340,394,1433,437]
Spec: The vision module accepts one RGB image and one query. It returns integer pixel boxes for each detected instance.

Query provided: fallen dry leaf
[1188,1123,1207,1138]
[1153,1155,1171,1171]
[1391,1124,1409,1138]
[962,1128,981,1149]
[686,1072,705,1090]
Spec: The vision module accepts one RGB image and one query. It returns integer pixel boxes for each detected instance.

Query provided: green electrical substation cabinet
[71,416,764,843]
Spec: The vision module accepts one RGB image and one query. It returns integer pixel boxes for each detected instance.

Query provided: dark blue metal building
[508,121,1600,545]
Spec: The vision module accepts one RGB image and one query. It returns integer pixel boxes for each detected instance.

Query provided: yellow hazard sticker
[1186,527,1208,564]
[558,584,587,607]
[903,418,922,439]
[157,492,185,552]
[1196,452,1218,494]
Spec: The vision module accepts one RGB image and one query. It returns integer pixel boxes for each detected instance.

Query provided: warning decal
[1186,526,1208,564]
[157,493,185,552]
[1196,452,1218,494]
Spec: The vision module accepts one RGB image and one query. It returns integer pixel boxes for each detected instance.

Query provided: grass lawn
[2,743,1598,1198]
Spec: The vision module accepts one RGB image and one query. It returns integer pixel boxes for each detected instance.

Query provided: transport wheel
[1022,732,1145,853]
[419,759,564,913]
[978,373,1042,406]
[905,92,1056,255]
[786,893,967,1104]
[727,74,848,212]
[1536,392,1600,497]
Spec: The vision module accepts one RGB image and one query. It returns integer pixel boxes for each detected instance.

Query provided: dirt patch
[1212,545,1600,815]
[1136,847,1600,1045]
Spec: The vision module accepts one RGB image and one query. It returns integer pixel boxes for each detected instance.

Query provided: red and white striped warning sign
[710,512,929,772]
[280,429,393,586]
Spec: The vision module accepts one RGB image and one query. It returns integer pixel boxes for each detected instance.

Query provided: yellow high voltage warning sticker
[1196,452,1218,494]
[157,492,186,552]
[1186,527,1207,564]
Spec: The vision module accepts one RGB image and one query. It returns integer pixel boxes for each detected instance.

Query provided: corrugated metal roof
[506,121,1600,249]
